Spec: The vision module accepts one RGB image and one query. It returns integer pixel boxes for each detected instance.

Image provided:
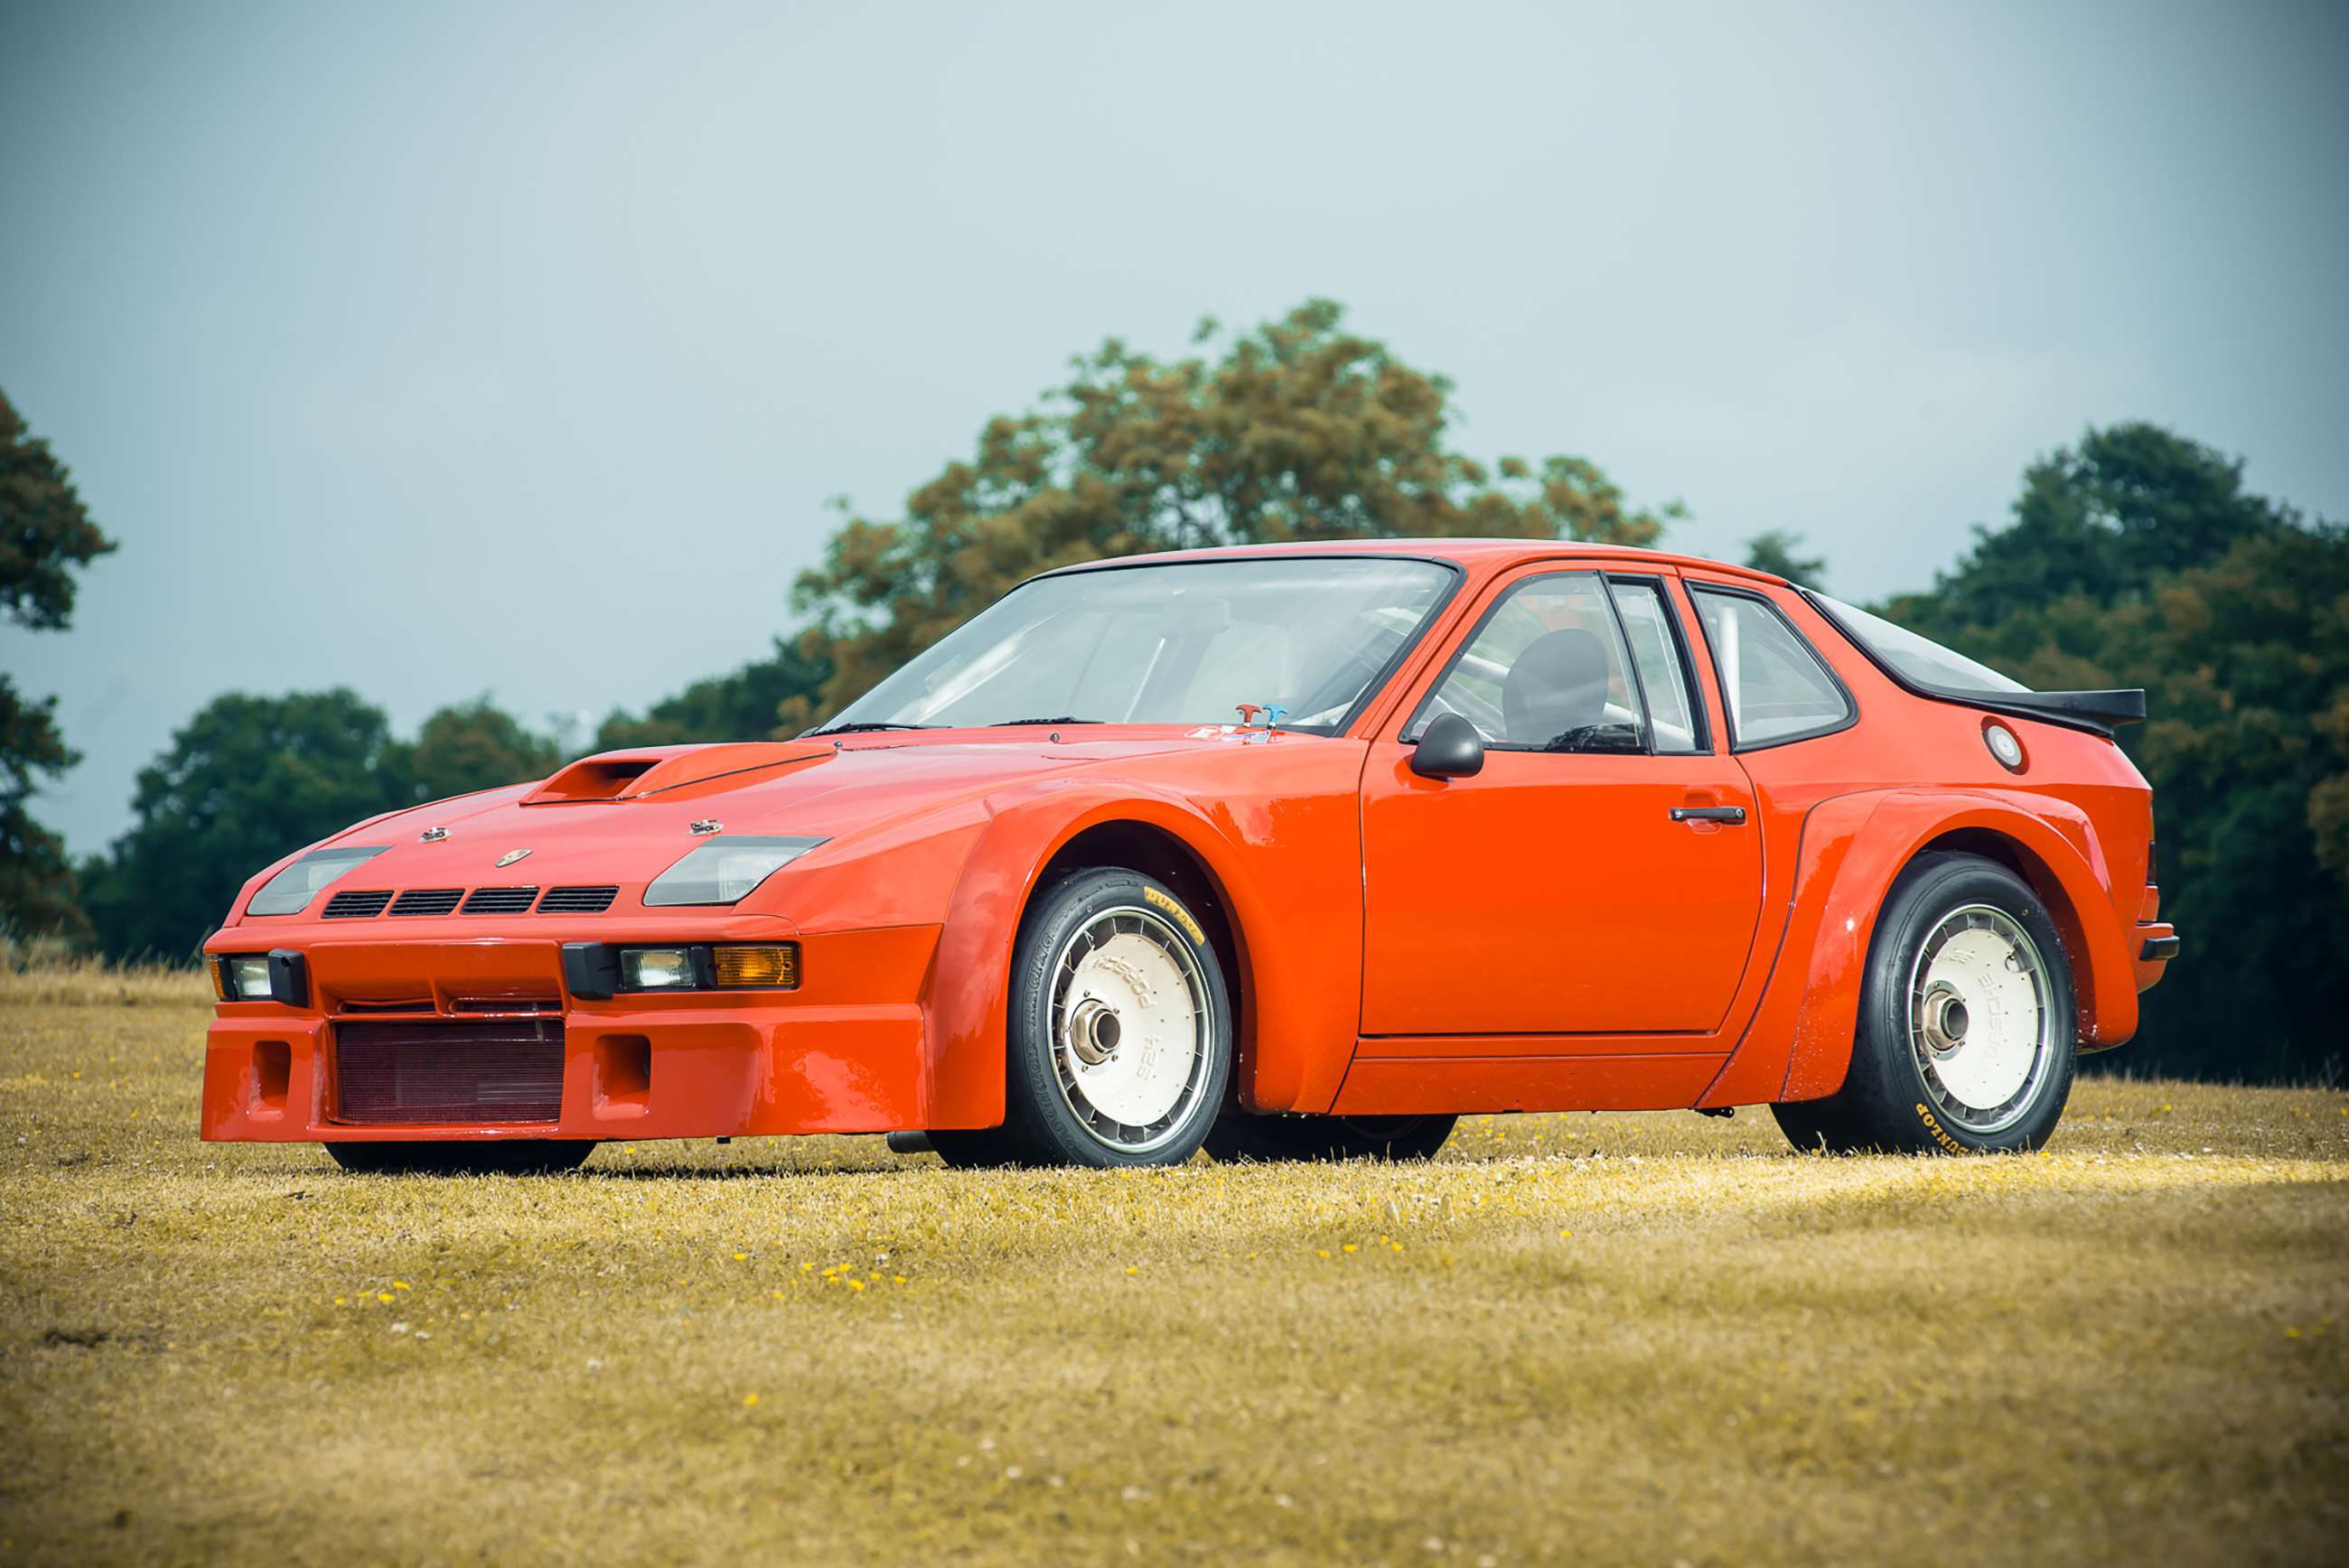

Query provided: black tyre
[1773,852,2076,1155]
[325,1141,596,1175]
[1203,1113,1457,1163]
[997,867,1233,1168]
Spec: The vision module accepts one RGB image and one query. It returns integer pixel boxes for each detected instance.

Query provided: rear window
[1811,594,2028,695]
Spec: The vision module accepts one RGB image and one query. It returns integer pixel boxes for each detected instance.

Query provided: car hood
[296,728,1282,902]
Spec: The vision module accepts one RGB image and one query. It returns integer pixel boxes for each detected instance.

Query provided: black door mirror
[1409,713,1485,779]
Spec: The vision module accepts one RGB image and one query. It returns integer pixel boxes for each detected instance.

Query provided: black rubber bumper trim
[2138,934,2181,962]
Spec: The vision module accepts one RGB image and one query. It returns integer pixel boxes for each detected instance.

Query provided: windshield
[1811,593,2028,694]
[825,556,1455,734]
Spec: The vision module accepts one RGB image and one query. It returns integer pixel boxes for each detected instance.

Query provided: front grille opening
[323,890,394,919]
[337,998,437,1015]
[334,1020,564,1125]
[461,886,540,915]
[388,889,463,917]
[450,997,561,1014]
[538,886,618,914]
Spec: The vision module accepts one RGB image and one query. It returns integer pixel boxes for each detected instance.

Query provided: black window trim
[1396,566,1662,756]
[1684,582,1859,753]
[947,551,1468,739]
[1602,573,1714,755]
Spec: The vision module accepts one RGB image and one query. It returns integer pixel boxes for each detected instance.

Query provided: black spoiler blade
[1974,688,2146,737]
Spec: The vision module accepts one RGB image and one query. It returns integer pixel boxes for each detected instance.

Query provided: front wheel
[1204,1113,1456,1163]
[1773,852,2076,1155]
[325,1141,596,1174]
[997,867,1233,1167]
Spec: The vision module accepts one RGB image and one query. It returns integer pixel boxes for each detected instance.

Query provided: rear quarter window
[1689,586,1854,749]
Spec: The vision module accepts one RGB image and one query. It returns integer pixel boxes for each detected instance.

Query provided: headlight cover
[246,845,389,916]
[642,835,828,907]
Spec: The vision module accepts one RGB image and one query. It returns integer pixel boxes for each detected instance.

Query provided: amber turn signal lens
[712,944,798,989]
[209,959,230,1002]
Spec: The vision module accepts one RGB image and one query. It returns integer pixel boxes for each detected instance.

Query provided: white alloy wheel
[1049,906,1214,1155]
[1908,903,2054,1135]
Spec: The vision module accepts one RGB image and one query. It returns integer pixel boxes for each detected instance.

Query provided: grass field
[3,966,2344,1565]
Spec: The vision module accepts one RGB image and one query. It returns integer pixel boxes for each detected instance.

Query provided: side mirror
[1409,713,1485,779]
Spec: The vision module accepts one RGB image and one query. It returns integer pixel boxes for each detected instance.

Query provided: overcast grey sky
[3,0,2344,855]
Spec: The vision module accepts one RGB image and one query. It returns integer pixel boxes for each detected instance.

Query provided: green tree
[406,697,563,800]
[595,635,832,748]
[81,690,569,957]
[790,300,1680,723]
[0,387,117,942]
[1880,424,2348,1083]
[1742,529,1826,586]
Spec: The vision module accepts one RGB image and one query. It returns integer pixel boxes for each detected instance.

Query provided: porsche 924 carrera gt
[199,540,2177,1171]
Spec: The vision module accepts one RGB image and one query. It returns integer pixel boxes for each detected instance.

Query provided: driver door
[1359,569,1764,1038]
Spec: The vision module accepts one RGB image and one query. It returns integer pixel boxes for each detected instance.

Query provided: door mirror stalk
[1409,714,1486,779]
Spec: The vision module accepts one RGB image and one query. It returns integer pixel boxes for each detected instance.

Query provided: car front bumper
[199,922,941,1143]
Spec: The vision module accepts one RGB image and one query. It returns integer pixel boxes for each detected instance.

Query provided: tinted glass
[1690,588,1852,747]
[828,557,1453,734]
[1608,581,1702,753]
[1812,593,2029,694]
[1410,573,1646,752]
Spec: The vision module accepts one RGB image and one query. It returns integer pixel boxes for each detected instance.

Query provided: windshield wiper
[803,721,940,737]
[995,716,1102,727]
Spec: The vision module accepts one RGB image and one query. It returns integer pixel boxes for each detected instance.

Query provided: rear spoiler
[1962,688,2146,739]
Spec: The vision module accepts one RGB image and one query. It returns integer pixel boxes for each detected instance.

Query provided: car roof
[1035,537,1789,586]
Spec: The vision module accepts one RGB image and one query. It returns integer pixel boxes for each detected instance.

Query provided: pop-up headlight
[247,846,388,916]
[642,835,826,907]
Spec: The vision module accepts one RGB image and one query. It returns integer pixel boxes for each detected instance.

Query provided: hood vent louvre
[538,885,618,914]
[388,888,463,917]
[461,886,540,914]
[323,890,394,919]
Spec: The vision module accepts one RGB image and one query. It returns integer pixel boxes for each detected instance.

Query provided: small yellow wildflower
[376,1293,394,1303]
[733,1252,749,1262]
[392,1281,411,1292]
[847,1278,866,1291]
[1125,1265,1138,1275]
[893,1275,908,1284]
[333,1297,346,1306]
[1342,1243,1358,1254]
[744,1393,761,1407]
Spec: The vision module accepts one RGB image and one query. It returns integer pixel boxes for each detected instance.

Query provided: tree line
[5,302,2343,1083]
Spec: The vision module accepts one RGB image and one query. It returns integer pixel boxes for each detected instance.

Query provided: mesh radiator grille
[334,1020,566,1125]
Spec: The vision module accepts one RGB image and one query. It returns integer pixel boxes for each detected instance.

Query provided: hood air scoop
[521,742,836,806]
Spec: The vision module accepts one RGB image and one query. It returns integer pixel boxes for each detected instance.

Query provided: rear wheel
[1204,1113,1456,1163]
[325,1141,596,1175]
[997,867,1232,1168]
[1773,852,2075,1155]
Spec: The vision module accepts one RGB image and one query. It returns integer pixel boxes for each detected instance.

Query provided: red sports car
[200,541,2176,1171]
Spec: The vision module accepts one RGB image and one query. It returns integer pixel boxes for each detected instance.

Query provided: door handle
[1669,806,1747,826]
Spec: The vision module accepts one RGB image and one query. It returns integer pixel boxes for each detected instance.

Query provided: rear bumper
[199,923,941,1143]
[2133,921,2177,993]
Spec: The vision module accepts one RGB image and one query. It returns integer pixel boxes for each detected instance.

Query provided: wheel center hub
[1067,997,1122,1066]
[1922,984,1970,1052]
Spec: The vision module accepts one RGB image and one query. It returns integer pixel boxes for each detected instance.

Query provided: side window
[1689,587,1853,748]
[1607,580,1705,754]
[1407,573,1648,752]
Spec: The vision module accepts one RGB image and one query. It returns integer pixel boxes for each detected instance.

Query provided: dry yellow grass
[2,977,2344,1565]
